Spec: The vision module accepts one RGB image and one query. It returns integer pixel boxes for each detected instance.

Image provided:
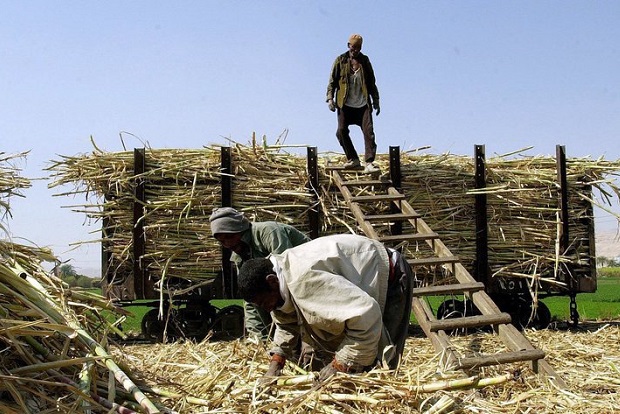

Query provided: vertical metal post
[101,206,111,283]
[133,148,147,299]
[307,146,320,239]
[220,147,235,298]
[556,145,570,256]
[389,146,403,236]
[221,147,233,208]
[100,196,114,300]
[556,145,579,325]
[474,145,490,289]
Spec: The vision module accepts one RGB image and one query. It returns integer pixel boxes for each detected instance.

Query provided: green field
[412,276,620,325]
[544,276,620,321]
[113,277,620,336]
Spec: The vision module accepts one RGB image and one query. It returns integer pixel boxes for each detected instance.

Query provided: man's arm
[326,56,341,103]
[270,311,302,359]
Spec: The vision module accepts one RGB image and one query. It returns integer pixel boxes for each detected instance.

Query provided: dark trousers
[336,105,377,163]
[383,250,414,369]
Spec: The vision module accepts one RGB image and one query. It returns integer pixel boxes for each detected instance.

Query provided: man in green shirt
[209,207,311,340]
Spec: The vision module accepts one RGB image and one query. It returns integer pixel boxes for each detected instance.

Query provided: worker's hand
[258,359,283,387]
[317,359,349,383]
[317,363,339,383]
[265,360,283,377]
[327,99,336,112]
[265,354,285,379]
[373,100,380,116]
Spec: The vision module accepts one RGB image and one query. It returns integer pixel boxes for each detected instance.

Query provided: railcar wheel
[514,300,551,330]
[210,305,245,340]
[437,299,466,320]
[437,298,479,334]
[141,309,166,342]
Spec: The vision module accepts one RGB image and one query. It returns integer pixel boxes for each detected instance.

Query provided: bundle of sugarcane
[398,149,620,291]
[0,239,167,413]
[47,136,336,299]
[230,141,315,231]
[48,143,225,288]
[48,139,620,300]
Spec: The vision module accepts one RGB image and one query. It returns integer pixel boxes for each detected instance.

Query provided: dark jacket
[326,51,379,109]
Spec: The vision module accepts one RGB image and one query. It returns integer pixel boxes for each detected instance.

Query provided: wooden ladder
[327,166,565,387]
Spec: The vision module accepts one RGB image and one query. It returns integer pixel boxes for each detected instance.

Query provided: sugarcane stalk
[53,373,139,414]
[273,373,315,386]
[78,356,94,414]
[316,393,380,404]
[9,356,104,374]
[143,386,213,407]
[422,394,455,414]
[364,372,515,399]
[416,372,515,393]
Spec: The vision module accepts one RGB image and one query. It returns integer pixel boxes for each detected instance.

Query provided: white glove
[373,100,380,116]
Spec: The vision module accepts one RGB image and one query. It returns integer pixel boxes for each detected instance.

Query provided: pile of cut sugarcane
[0,240,159,413]
[0,153,165,413]
[112,322,620,413]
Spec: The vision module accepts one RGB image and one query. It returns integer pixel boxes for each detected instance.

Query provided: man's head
[209,207,250,254]
[238,258,283,312]
[348,33,363,57]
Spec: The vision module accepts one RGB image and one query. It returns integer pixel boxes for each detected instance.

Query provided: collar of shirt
[269,256,293,312]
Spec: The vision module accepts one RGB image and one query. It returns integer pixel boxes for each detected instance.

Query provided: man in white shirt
[237,234,414,383]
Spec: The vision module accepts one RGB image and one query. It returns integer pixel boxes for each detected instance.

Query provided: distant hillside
[597,229,620,258]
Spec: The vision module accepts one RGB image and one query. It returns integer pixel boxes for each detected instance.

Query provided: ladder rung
[324,165,363,171]
[408,256,460,268]
[365,213,421,222]
[341,179,391,186]
[379,233,439,243]
[429,313,512,332]
[412,282,484,297]
[455,349,546,370]
[350,194,406,203]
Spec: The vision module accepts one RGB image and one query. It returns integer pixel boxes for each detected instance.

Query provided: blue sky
[2,1,620,275]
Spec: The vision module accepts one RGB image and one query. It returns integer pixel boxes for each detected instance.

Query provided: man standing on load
[209,207,311,340]
[326,33,381,174]
[237,234,414,383]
